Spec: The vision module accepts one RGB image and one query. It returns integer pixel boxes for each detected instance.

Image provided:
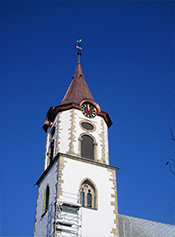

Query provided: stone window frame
[79,120,96,132]
[78,132,98,161]
[79,178,98,210]
[42,185,50,217]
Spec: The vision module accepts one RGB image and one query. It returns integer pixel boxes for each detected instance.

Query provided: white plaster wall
[59,110,71,153]
[60,157,117,237]
[44,108,110,170]
[71,109,109,163]
[44,132,50,170]
[74,109,101,156]
[48,109,109,165]
[34,161,58,237]
[103,119,109,165]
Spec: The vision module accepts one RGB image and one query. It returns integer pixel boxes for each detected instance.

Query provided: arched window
[47,127,55,167]
[42,185,50,216]
[80,179,97,209]
[81,135,94,160]
[49,140,54,162]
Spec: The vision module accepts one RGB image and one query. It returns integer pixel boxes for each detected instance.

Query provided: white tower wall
[34,162,58,237]
[46,109,110,166]
[59,155,118,236]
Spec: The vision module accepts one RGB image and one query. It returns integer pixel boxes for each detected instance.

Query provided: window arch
[42,185,50,216]
[79,179,98,209]
[78,133,97,161]
[81,135,94,160]
[47,127,55,167]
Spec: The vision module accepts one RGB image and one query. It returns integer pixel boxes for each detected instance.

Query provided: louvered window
[50,141,54,162]
[81,135,94,160]
[48,127,55,166]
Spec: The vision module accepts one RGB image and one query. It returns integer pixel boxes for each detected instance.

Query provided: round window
[81,122,94,131]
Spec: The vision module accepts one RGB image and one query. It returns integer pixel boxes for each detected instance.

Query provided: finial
[75,39,84,63]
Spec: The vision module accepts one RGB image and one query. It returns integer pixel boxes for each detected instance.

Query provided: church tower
[33,44,119,237]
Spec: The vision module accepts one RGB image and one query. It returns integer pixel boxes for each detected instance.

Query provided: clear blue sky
[1,1,174,236]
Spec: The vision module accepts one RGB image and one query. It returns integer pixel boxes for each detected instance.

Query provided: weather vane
[75,39,84,53]
[75,39,84,63]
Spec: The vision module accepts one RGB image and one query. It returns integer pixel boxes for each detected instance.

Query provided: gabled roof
[61,63,94,105]
[118,214,175,237]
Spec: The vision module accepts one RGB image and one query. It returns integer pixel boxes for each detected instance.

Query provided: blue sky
[1,1,174,236]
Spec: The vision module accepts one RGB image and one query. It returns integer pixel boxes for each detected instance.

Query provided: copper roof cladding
[61,63,94,105]
[43,61,113,132]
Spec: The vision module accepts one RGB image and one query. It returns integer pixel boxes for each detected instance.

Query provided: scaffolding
[118,219,132,237]
[110,231,119,237]
[122,220,132,237]
[53,192,82,237]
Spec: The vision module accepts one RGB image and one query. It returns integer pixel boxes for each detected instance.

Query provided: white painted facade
[34,162,57,237]
[34,154,118,237]
[34,106,119,237]
[60,156,117,237]
[44,108,109,171]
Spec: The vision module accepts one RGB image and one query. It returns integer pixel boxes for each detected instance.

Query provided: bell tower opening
[81,135,94,160]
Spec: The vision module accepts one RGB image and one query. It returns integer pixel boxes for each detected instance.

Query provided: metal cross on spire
[75,39,84,63]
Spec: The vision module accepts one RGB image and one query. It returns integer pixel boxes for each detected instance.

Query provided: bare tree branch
[169,125,175,141]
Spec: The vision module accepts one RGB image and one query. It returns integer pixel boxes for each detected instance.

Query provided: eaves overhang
[43,103,113,132]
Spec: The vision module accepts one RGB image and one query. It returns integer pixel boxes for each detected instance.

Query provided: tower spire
[77,51,81,64]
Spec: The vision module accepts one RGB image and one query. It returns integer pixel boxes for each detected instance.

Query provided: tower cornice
[35,152,119,186]
[43,103,112,132]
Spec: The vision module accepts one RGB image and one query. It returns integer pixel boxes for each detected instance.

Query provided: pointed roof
[43,56,113,132]
[61,63,94,105]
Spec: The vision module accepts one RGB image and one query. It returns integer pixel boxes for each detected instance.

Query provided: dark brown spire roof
[43,60,112,132]
[61,63,94,105]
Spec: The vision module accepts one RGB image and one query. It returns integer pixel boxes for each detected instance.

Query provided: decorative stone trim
[55,113,62,156]
[60,152,118,170]
[35,152,118,186]
[108,168,119,234]
[67,109,76,155]
[99,117,106,164]
[57,156,67,200]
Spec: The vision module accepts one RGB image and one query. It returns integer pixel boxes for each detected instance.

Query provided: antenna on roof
[75,39,84,63]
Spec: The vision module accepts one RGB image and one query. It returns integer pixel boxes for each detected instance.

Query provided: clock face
[81,103,96,118]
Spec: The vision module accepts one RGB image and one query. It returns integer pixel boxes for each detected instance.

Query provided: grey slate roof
[118,214,175,237]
